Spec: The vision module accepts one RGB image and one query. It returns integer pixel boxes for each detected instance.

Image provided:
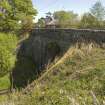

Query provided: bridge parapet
[31,29,105,44]
[12,29,105,88]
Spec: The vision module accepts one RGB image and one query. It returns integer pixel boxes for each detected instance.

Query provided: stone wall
[31,29,105,43]
[31,29,105,52]
[12,29,105,88]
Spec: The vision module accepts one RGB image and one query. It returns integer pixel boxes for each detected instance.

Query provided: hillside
[0,45,105,105]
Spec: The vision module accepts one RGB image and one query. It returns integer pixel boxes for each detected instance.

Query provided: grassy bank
[0,46,105,105]
[0,75,10,90]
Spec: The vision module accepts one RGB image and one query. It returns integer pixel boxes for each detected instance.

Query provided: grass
[0,46,105,105]
[0,74,10,103]
[0,32,17,89]
[0,75,10,90]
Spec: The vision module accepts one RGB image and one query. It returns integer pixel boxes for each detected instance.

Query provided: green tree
[80,1,105,29]
[46,12,52,17]
[36,12,53,28]
[53,10,78,28]
[80,13,98,28]
[0,0,16,31]
[37,17,46,28]
[90,1,105,21]
[20,16,34,37]
[0,0,37,32]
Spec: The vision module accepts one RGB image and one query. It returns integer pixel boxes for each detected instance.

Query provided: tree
[46,12,52,17]
[20,16,34,37]
[80,1,105,29]
[36,12,53,28]
[90,1,105,21]
[80,13,98,28]
[53,10,78,28]
[0,0,37,32]
[0,0,16,31]
[37,17,46,28]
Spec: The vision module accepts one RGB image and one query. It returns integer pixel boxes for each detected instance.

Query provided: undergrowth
[1,45,105,105]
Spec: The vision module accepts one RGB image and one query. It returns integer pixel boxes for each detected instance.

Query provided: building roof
[46,19,58,26]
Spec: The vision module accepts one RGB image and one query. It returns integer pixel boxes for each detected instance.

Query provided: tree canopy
[53,10,78,28]
[0,0,37,32]
[80,1,105,29]
[80,13,98,28]
[90,1,105,21]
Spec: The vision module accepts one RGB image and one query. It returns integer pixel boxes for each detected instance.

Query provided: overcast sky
[32,0,105,21]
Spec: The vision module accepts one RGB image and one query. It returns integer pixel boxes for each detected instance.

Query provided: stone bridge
[12,29,105,88]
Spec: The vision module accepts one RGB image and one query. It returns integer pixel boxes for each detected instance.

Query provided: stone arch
[45,41,61,64]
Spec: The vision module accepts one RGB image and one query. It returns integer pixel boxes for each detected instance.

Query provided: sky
[32,0,105,22]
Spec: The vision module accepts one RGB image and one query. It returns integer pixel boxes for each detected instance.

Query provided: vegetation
[0,0,105,105]
[0,46,105,105]
[80,1,105,29]
[0,0,36,90]
[37,1,105,29]
[0,33,17,92]
[0,75,10,90]
[0,0,37,32]
[80,13,98,28]
[90,1,105,21]
[0,0,36,89]
[37,17,46,28]
[0,33,17,77]
[53,11,78,28]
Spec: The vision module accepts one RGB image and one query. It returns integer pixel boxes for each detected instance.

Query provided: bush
[0,33,17,52]
[0,33,17,77]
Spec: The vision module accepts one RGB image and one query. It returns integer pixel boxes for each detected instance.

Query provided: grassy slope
[0,33,18,103]
[0,75,10,102]
[1,47,105,105]
[0,75,10,90]
[29,48,105,105]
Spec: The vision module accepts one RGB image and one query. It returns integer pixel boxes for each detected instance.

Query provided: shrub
[0,33,17,52]
[0,33,17,77]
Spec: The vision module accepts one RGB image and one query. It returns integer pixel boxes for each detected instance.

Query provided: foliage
[53,10,78,28]
[36,10,79,28]
[1,47,105,105]
[36,1,105,29]
[20,16,34,37]
[36,12,53,28]
[0,33,17,77]
[37,18,46,28]
[90,1,105,21]
[0,0,37,32]
[0,75,10,90]
[0,46,15,77]
[80,1,105,29]
[80,13,98,28]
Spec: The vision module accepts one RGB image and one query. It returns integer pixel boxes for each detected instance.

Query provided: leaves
[54,11,78,28]
[90,1,105,21]
[0,0,37,32]
[0,33,17,77]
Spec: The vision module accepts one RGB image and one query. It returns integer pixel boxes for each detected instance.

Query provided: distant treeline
[1,1,105,34]
[36,1,105,29]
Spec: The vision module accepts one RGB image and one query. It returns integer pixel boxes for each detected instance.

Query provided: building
[45,19,59,28]
[45,16,59,28]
